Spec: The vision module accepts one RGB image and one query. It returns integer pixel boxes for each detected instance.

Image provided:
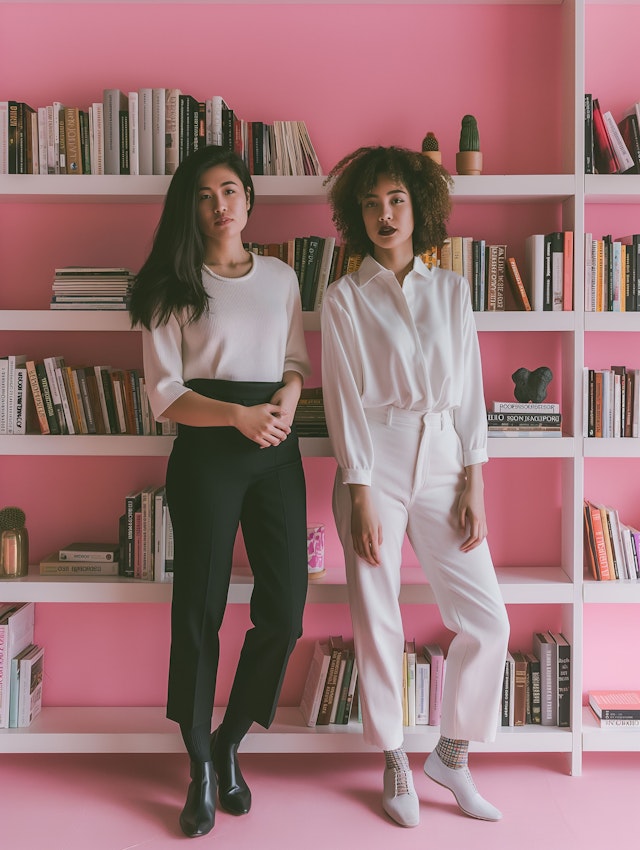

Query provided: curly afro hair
[324,146,453,257]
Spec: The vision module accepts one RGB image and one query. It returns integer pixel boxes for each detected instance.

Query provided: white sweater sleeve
[321,295,374,486]
[141,314,191,421]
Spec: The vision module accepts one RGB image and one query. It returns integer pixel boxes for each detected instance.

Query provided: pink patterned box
[306,524,325,579]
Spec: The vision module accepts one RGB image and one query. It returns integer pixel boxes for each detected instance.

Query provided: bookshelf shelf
[583,578,640,604]
[0,706,573,756]
[0,309,321,332]
[0,564,573,605]
[0,173,576,205]
[0,434,330,457]
[582,439,640,458]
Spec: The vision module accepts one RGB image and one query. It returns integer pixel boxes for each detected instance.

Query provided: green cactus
[459,115,480,152]
[421,132,439,153]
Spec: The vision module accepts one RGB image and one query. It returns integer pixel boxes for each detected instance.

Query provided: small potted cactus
[421,131,442,165]
[456,114,482,175]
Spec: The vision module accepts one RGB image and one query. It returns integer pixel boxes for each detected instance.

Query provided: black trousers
[165,379,308,730]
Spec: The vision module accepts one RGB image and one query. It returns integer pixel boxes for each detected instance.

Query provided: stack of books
[40,542,120,577]
[50,267,134,310]
[487,401,562,438]
[588,690,640,728]
[119,485,174,582]
[293,387,328,437]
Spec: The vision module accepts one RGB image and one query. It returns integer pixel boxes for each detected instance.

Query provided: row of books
[0,91,322,177]
[487,400,562,439]
[245,236,346,312]
[588,690,640,727]
[119,485,174,582]
[583,500,640,582]
[50,266,134,311]
[582,365,640,438]
[0,602,42,729]
[432,233,573,313]
[0,354,176,437]
[584,234,640,312]
[502,631,570,728]
[585,94,640,175]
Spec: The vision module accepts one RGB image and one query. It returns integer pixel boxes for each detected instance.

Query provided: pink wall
[0,2,637,710]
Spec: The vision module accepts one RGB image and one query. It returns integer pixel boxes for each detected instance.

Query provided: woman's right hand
[234,403,291,447]
[348,484,383,566]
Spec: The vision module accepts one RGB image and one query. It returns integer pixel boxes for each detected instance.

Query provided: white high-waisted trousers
[332,406,510,751]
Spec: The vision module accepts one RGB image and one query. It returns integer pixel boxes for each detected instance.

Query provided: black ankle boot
[179,760,216,837]
[210,728,252,815]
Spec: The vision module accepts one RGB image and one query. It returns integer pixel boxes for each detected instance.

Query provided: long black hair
[128,145,255,329]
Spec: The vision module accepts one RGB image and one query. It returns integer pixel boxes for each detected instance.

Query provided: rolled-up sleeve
[141,315,191,421]
[321,295,374,486]
[284,277,311,379]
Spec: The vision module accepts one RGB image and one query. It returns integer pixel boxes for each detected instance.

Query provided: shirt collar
[354,253,431,287]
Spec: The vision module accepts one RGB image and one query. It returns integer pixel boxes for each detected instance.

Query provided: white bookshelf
[2,0,639,773]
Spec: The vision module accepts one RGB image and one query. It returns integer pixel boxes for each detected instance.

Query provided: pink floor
[0,751,637,849]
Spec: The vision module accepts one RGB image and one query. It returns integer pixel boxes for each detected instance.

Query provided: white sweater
[321,254,488,485]
[142,254,310,421]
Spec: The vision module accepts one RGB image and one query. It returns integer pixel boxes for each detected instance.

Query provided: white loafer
[423,750,502,821]
[382,767,420,828]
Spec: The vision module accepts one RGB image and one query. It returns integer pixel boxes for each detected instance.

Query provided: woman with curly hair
[321,146,509,828]
[129,145,310,838]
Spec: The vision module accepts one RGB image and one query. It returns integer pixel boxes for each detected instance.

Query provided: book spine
[26,360,50,434]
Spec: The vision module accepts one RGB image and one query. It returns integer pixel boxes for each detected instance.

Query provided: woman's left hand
[270,371,303,430]
[458,464,488,552]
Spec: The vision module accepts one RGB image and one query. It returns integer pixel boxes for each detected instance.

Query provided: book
[333,644,355,725]
[511,650,529,727]
[501,651,514,726]
[593,715,640,728]
[103,89,128,175]
[618,113,640,174]
[592,97,619,174]
[549,632,571,728]
[0,602,35,728]
[404,639,417,727]
[415,651,430,725]
[299,639,332,727]
[525,651,542,725]
[588,690,640,720]
[584,93,594,174]
[25,359,50,434]
[492,401,560,413]
[533,631,557,726]
[17,644,44,728]
[423,643,445,727]
[524,234,545,311]
[603,110,635,173]
[58,542,120,562]
[316,636,344,726]
[9,643,36,728]
[505,257,532,311]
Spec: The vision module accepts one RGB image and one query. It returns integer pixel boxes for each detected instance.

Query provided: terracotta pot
[421,150,442,165]
[456,150,483,175]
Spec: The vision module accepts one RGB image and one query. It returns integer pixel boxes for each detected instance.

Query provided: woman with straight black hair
[129,145,310,838]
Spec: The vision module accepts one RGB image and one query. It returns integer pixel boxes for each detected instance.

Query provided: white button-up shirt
[321,254,488,485]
